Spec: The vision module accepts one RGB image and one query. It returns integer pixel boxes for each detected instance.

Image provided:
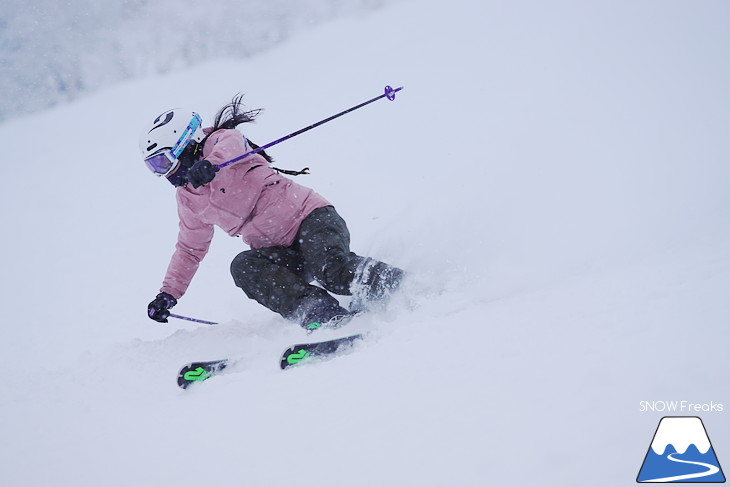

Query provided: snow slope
[1,1,729,485]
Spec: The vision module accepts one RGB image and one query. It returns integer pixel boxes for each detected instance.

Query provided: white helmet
[139,108,205,177]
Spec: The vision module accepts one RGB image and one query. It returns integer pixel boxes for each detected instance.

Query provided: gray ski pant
[230,206,367,321]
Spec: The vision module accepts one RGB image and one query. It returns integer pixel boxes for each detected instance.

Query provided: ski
[177,334,364,388]
[177,359,230,389]
[280,334,363,370]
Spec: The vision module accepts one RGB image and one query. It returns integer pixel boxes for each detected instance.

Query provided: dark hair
[208,93,274,163]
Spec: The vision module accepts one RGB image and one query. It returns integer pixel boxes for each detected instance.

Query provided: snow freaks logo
[640,401,724,413]
[637,416,726,483]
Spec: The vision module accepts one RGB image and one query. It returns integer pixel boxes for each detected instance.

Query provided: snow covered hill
[1,1,729,486]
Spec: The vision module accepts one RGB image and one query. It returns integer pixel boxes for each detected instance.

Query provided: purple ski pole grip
[215,84,404,170]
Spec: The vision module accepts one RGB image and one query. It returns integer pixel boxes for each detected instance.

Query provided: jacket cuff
[160,287,183,301]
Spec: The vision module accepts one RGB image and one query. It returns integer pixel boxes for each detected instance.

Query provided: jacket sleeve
[160,194,214,300]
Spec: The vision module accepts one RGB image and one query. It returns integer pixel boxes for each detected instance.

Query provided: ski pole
[216,84,404,170]
[169,313,219,325]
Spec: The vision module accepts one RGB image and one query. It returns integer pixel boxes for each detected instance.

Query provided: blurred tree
[0,0,393,122]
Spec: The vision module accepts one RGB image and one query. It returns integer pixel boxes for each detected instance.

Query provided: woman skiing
[141,95,403,330]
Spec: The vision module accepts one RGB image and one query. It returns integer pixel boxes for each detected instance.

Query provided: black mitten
[147,292,177,323]
[187,159,219,188]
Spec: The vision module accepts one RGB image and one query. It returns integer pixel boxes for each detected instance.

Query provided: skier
[141,95,403,330]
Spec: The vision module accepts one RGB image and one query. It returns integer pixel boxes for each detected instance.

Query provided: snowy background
[1,0,729,486]
[0,0,395,122]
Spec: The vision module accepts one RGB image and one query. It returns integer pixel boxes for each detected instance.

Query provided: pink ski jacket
[160,128,330,299]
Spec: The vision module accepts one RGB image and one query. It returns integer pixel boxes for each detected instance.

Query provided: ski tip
[177,359,229,389]
[280,345,311,370]
[279,334,364,370]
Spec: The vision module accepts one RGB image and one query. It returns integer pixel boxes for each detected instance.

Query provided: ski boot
[349,258,405,313]
[298,297,356,333]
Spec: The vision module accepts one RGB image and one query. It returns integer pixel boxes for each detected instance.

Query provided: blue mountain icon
[638,417,725,483]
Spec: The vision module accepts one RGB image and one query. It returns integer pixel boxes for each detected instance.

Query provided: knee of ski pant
[230,250,261,291]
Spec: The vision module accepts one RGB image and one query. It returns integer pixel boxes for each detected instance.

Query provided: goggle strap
[170,113,202,159]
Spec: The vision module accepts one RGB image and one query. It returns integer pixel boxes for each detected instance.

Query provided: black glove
[187,159,219,188]
[147,292,177,323]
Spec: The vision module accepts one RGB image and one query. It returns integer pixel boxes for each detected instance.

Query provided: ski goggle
[144,113,203,177]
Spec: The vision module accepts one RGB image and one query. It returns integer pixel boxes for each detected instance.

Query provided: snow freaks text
[639,401,724,413]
